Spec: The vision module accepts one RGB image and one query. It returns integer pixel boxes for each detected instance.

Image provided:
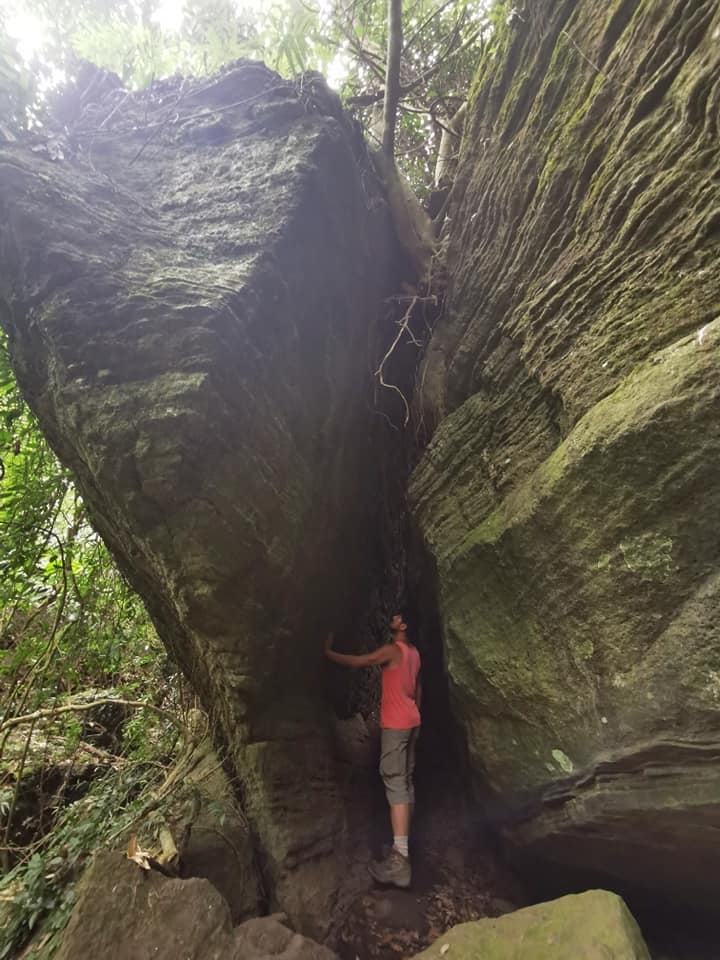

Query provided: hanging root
[375,294,438,428]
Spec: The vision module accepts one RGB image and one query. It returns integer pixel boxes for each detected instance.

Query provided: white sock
[393,836,409,858]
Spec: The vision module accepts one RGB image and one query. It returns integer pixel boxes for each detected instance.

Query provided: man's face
[390,614,406,633]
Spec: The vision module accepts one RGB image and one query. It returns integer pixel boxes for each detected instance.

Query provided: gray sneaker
[369,848,411,888]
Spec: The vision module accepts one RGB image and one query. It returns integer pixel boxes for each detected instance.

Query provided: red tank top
[381,639,421,730]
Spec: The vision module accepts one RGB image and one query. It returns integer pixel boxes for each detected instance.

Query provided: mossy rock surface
[0,62,398,933]
[410,0,720,906]
[411,890,650,960]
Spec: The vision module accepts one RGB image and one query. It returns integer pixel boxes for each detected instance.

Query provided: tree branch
[0,698,182,735]
[348,25,481,113]
[402,0,457,53]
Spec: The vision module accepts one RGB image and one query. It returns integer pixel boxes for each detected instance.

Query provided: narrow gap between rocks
[328,600,526,960]
[323,294,530,957]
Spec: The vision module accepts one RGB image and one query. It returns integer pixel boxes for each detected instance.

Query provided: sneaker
[368,848,411,888]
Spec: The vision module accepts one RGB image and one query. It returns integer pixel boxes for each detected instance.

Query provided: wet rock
[0,61,398,932]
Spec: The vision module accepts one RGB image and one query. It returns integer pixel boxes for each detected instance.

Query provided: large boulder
[410,0,720,904]
[0,62,398,930]
[411,890,650,960]
[55,851,336,960]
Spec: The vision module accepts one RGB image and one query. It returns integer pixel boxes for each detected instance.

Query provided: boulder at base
[55,851,336,960]
[411,890,650,960]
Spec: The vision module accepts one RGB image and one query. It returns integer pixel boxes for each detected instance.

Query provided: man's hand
[325,632,334,655]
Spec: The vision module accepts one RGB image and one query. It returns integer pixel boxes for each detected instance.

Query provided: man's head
[389,613,407,635]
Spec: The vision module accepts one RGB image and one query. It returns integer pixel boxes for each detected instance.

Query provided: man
[325,613,421,888]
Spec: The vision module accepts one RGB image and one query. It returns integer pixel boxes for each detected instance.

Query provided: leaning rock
[410,0,720,905]
[411,890,650,960]
[0,61,397,931]
[55,851,337,960]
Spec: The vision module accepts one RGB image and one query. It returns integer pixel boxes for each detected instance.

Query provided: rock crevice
[2,0,720,929]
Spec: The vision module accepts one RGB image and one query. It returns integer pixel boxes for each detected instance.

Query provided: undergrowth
[0,706,192,959]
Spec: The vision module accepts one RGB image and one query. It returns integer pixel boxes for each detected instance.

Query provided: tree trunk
[433,100,467,189]
[382,0,403,158]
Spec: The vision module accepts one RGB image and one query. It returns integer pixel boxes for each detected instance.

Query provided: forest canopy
[1,0,498,191]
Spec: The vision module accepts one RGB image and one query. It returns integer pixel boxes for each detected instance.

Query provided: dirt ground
[331,763,720,960]
[333,766,525,960]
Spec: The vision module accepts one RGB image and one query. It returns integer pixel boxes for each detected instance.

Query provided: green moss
[620,534,675,580]
[551,748,574,773]
[418,318,720,794]
[461,320,717,557]
[411,891,651,960]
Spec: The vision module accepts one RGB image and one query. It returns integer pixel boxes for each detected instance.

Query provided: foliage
[0,335,182,955]
[0,338,161,710]
[0,11,33,137]
[2,0,495,193]
[325,0,493,194]
[0,740,184,959]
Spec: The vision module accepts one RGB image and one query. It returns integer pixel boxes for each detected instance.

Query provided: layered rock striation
[410,0,720,903]
[3,0,720,926]
[0,63,397,928]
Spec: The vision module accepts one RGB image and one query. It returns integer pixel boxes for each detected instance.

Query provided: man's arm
[324,633,395,668]
[416,674,422,711]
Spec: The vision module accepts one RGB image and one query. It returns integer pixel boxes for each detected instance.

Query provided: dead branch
[0,699,183,736]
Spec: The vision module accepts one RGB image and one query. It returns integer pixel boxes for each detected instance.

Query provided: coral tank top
[381,639,421,730]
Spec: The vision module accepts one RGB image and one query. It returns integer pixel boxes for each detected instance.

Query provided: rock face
[0,63,397,930]
[56,851,336,960]
[411,890,650,960]
[3,0,720,928]
[409,0,720,904]
[166,721,263,922]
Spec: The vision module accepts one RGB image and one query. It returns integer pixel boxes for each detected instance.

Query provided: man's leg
[372,729,412,887]
[390,802,410,857]
[406,726,419,831]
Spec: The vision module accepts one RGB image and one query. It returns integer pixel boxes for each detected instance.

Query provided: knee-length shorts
[380,727,419,805]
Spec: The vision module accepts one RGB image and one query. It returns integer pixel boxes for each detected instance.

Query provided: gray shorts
[380,727,419,806]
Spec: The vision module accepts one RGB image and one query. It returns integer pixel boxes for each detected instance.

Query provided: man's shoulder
[404,640,420,661]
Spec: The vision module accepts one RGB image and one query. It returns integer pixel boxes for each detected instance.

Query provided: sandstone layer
[410,0,720,904]
[0,63,397,929]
